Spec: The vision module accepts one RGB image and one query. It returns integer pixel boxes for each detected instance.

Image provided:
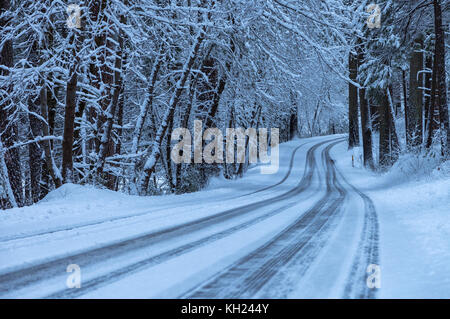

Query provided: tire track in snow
[46,139,335,298]
[253,141,352,298]
[0,138,339,297]
[183,141,347,298]
[338,167,380,299]
[234,142,310,197]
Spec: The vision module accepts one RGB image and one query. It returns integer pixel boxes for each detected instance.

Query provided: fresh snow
[1,135,449,298]
[332,143,450,298]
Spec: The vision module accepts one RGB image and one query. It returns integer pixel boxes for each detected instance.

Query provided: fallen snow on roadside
[332,143,450,298]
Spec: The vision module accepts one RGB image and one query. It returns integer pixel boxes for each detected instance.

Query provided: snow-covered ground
[332,144,450,298]
[1,134,449,298]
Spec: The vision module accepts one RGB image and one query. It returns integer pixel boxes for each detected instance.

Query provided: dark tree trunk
[289,112,299,140]
[39,161,50,200]
[164,114,175,192]
[28,98,42,204]
[47,76,58,138]
[175,73,197,192]
[96,21,125,189]
[407,35,424,148]
[140,30,205,193]
[72,94,86,178]
[0,0,23,206]
[40,86,62,188]
[424,55,433,143]
[348,51,360,148]
[223,107,235,180]
[204,37,235,131]
[131,49,163,165]
[27,41,43,203]
[379,90,391,168]
[357,47,374,169]
[62,67,78,183]
[388,90,400,163]
[113,84,125,191]
[289,91,299,139]
[433,0,449,156]
[402,69,409,145]
[359,88,374,169]
[426,55,438,148]
[62,10,85,184]
[194,46,224,189]
[38,18,60,189]
[62,30,82,183]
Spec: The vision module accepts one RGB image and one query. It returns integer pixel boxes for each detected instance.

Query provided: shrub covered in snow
[386,149,443,182]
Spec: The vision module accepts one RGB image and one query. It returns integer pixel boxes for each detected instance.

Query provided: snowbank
[332,143,450,298]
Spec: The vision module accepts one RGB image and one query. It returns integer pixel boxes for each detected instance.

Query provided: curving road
[0,137,379,299]
[183,140,379,298]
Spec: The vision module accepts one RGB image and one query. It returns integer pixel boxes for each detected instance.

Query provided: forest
[0,0,448,209]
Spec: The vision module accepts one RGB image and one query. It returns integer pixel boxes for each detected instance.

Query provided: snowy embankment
[332,143,450,298]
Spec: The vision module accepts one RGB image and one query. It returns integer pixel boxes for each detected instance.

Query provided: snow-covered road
[0,135,448,298]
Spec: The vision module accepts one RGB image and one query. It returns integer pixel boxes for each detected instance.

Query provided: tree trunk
[0,0,23,206]
[223,110,233,180]
[426,55,438,148]
[27,41,43,203]
[348,51,360,148]
[359,88,374,169]
[387,88,400,163]
[402,69,409,145]
[40,86,62,188]
[407,35,424,148]
[204,37,235,131]
[0,141,18,208]
[62,30,82,183]
[114,84,125,191]
[433,0,449,157]
[358,47,375,169]
[62,67,78,183]
[165,114,175,192]
[130,51,163,157]
[379,90,391,168]
[28,98,42,203]
[289,112,299,140]
[424,55,433,144]
[96,22,125,189]
[175,73,197,192]
[140,30,205,194]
